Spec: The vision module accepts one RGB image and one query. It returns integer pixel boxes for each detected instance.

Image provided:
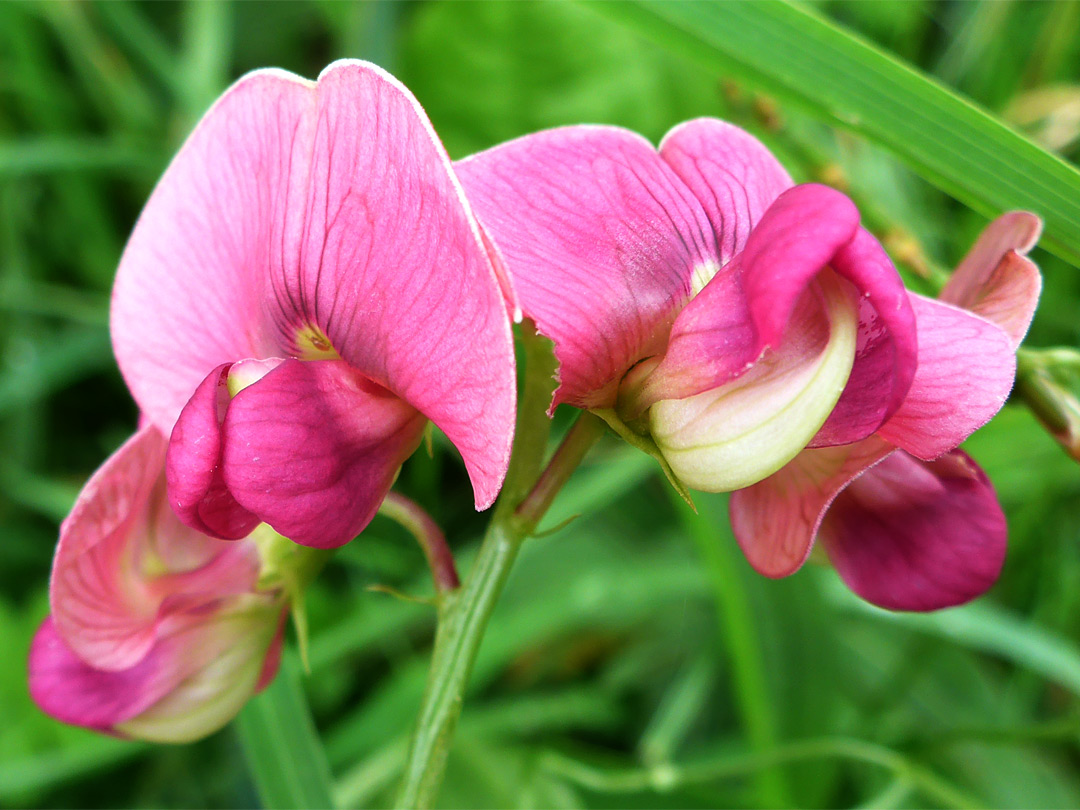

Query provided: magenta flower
[731,213,1042,610]
[29,426,286,742]
[457,121,1032,610]
[110,61,516,549]
[456,120,917,491]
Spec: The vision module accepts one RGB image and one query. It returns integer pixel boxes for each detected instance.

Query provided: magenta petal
[166,365,260,540]
[457,125,714,409]
[822,450,1006,611]
[941,212,1040,308]
[29,618,166,730]
[877,294,1016,460]
[659,118,793,265]
[641,184,863,406]
[730,437,894,578]
[810,228,918,446]
[222,359,426,548]
[287,63,516,509]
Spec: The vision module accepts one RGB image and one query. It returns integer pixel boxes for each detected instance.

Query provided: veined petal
[113,61,516,511]
[940,215,1042,350]
[457,125,715,409]
[821,450,1006,611]
[222,359,426,548]
[166,364,261,541]
[51,425,259,671]
[658,118,793,266]
[941,212,1041,319]
[286,62,516,510]
[112,69,313,432]
[877,294,1016,459]
[651,270,859,492]
[730,436,894,578]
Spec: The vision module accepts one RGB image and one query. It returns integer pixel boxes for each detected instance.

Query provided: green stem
[541,736,981,810]
[395,327,605,809]
[379,491,459,594]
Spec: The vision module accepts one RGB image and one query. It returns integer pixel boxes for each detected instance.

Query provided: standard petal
[112,68,314,432]
[457,125,715,409]
[877,294,1016,460]
[639,184,864,408]
[811,227,918,446]
[286,61,516,510]
[221,359,426,548]
[658,118,793,265]
[729,437,894,578]
[650,271,859,492]
[166,364,261,541]
[821,450,1007,611]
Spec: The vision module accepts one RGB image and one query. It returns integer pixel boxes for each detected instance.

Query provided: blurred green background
[2,1,1079,807]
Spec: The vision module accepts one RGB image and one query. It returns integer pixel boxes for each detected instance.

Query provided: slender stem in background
[540,735,982,810]
[395,327,605,809]
[379,491,460,594]
[668,492,791,808]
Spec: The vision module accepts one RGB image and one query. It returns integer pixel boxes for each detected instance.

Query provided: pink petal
[639,184,864,407]
[941,212,1041,312]
[51,425,259,671]
[112,69,311,431]
[729,436,894,578]
[658,118,793,266]
[286,62,516,510]
[821,449,1006,611]
[29,617,167,730]
[943,247,1042,351]
[457,125,714,409]
[810,227,918,446]
[877,294,1016,459]
[166,365,261,541]
[113,61,516,511]
[222,359,426,548]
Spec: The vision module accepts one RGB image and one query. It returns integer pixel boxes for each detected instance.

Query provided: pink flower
[457,121,1034,610]
[110,61,516,549]
[28,426,287,742]
[731,213,1042,610]
[456,120,918,490]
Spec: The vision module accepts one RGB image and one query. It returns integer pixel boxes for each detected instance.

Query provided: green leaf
[235,653,336,810]
[589,0,1080,267]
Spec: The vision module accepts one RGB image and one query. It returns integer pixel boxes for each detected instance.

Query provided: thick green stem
[395,327,604,809]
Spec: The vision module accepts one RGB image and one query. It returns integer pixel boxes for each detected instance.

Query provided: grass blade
[235,653,336,810]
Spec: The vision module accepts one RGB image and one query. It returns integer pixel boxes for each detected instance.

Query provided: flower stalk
[395,326,605,809]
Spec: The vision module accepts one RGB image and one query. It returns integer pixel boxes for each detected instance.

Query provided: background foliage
[1,1,1079,808]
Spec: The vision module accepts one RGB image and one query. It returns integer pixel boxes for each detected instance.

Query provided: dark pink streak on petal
[730,437,894,578]
[166,364,260,540]
[810,228,918,446]
[877,295,1016,460]
[822,450,1006,611]
[222,359,426,548]
[658,118,793,265]
[286,63,516,510]
[457,125,714,410]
